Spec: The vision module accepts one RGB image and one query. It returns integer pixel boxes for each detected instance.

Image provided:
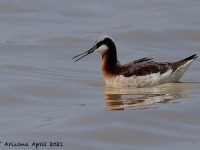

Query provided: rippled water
[0,0,200,150]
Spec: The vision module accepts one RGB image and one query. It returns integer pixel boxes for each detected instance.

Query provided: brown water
[0,0,200,150]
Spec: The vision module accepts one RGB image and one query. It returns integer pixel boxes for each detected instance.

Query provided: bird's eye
[96,41,103,48]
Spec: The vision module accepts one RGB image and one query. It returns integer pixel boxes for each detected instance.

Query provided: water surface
[0,0,200,150]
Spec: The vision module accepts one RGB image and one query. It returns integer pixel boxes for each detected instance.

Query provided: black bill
[72,46,95,62]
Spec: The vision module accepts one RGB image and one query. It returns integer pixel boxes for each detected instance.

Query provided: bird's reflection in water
[104,83,190,110]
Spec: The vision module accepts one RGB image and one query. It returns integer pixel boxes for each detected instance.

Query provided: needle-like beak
[72,46,96,62]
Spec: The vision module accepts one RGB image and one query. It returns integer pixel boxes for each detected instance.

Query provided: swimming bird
[73,35,198,88]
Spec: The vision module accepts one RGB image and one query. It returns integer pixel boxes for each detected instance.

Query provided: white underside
[104,60,194,88]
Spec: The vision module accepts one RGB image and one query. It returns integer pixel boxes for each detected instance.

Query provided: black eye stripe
[94,37,111,48]
[94,41,103,48]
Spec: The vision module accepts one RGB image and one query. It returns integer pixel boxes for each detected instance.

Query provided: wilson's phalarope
[73,35,198,88]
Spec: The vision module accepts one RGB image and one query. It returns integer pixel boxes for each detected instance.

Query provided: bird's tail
[179,54,198,62]
[171,54,198,71]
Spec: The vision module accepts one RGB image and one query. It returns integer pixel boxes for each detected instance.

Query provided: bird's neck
[101,50,118,77]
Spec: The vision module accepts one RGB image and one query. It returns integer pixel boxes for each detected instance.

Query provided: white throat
[95,44,108,54]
